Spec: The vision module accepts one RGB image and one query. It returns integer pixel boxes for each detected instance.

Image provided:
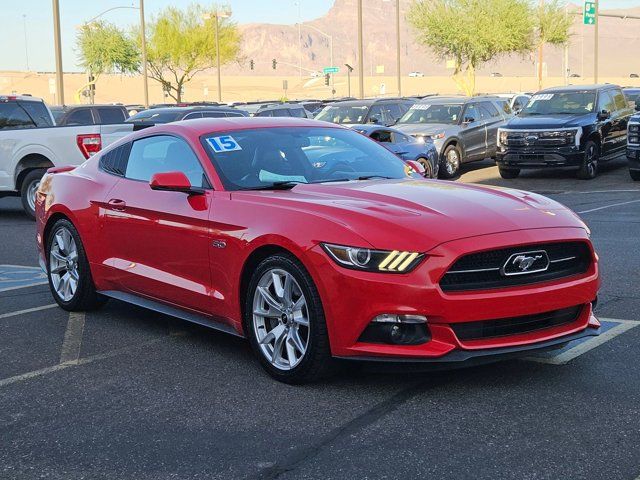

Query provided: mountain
[230,0,640,78]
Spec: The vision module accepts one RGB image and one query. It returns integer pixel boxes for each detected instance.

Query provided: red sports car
[35,117,600,383]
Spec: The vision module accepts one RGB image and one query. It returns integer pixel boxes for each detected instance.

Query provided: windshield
[200,127,421,190]
[315,105,369,124]
[397,104,462,125]
[520,92,596,115]
[126,110,183,123]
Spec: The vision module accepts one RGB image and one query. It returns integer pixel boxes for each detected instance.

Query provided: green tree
[144,4,241,103]
[534,1,573,89]
[408,0,534,95]
[77,20,141,78]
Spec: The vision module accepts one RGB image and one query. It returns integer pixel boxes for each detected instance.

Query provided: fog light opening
[358,314,430,345]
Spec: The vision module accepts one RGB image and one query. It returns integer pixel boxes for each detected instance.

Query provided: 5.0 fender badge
[212,240,227,249]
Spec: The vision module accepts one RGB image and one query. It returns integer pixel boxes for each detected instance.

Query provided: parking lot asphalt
[1,158,639,480]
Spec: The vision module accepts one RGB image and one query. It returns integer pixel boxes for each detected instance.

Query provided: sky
[1,0,640,72]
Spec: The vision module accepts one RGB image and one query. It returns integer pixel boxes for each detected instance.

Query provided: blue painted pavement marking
[0,265,48,292]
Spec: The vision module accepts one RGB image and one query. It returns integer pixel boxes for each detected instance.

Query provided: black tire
[577,140,599,180]
[417,156,435,179]
[439,144,461,179]
[20,169,46,220]
[46,218,107,311]
[498,166,521,179]
[244,253,333,384]
[630,169,640,181]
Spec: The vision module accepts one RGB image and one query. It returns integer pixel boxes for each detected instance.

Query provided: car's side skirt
[98,290,244,338]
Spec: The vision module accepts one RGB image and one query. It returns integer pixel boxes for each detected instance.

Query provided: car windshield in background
[200,126,421,190]
[127,110,184,123]
[314,105,369,124]
[519,92,596,116]
[397,104,463,125]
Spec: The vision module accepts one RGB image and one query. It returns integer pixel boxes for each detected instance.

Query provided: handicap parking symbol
[0,265,48,292]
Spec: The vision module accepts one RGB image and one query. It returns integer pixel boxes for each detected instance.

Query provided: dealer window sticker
[410,104,431,110]
[206,135,243,153]
[528,93,554,106]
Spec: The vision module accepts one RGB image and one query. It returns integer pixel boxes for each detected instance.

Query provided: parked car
[127,106,248,124]
[496,84,633,179]
[395,96,511,178]
[254,103,312,118]
[623,87,640,109]
[0,95,141,218]
[315,98,415,127]
[352,124,439,178]
[626,112,640,180]
[36,116,600,384]
[50,104,129,126]
[408,71,424,77]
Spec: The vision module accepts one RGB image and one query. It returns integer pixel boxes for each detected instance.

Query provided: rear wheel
[498,166,521,179]
[20,169,46,220]
[577,141,599,180]
[439,144,461,179]
[245,254,332,384]
[47,219,107,311]
[630,169,640,181]
[417,157,435,179]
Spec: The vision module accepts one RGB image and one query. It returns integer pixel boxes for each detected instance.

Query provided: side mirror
[463,116,475,124]
[149,171,204,195]
[597,109,611,120]
[405,160,426,176]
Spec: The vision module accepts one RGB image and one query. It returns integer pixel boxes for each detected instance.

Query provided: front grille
[629,123,640,145]
[451,305,583,341]
[440,242,591,292]
[502,130,576,148]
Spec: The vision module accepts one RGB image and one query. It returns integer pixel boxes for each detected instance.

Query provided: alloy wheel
[26,179,40,213]
[585,144,598,177]
[49,227,80,302]
[252,269,310,370]
[445,149,460,176]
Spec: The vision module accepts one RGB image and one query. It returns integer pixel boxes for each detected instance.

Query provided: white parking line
[525,317,640,365]
[0,304,57,320]
[577,199,640,214]
[59,312,85,365]
[0,337,166,388]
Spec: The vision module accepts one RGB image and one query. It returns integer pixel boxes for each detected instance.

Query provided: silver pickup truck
[0,95,139,218]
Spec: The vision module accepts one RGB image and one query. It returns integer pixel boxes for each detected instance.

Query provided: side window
[367,105,384,123]
[391,132,410,143]
[463,104,479,123]
[370,130,393,143]
[202,111,227,118]
[385,103,402,122]
[478,102,500,120]
[613,91,628,111]
[289,108,307,118]
[65,108,94,125]
[597,91,616,113]
[497,100,512,114]
[270,109,290,117]
[514,96,529,111]
[96,107,126,124]
[182,112,203,120]
[225,111,244,117]
[0,103,36,130]
[18,101,53,127]
[398,103,411,115]
[125,135,207,188]
[99,143,132,176]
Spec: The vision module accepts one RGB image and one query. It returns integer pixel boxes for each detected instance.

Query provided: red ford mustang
[35,117,600,383]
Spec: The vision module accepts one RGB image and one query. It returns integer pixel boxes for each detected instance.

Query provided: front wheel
[417,157,435,179]
[439,144,461,179]
[47,219,107,311]
[245,254,333,384]
[20,169,46,220]
[498,166,521,179]
[630,169,640,181]
[577,141,599,180]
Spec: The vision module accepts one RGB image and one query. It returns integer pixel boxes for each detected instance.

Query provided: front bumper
[306,227,599,362]
[627,146,640,170]
[496,146,584,169]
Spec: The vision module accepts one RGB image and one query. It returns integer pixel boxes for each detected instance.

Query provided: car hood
[235,179,586,252]
[395,123,454,136]
[506,113,594,129]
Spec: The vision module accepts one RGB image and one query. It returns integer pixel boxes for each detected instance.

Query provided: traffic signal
[272,59,277,70]
[324,73,330,86]
[250,59,254,70]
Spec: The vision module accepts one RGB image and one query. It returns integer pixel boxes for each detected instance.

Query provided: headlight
[629,124,639,133]
[321,243,424,273]
[498,129,508,146]
[430,132,445,140]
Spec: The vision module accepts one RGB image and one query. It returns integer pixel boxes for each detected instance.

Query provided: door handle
[108,198,127,211]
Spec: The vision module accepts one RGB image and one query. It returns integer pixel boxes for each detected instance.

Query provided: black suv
[253,103,311,118]
[126,106,248,124]
[50,104,129,125]
[496,84,633,179]
[314,98,415,126]
[626,112,640,180]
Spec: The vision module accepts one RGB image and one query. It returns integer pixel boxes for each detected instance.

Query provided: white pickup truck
[0,95,139,218]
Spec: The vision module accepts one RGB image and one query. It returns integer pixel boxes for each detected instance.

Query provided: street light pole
[22,15,29,71]
[215,15,222,102]
[395,0,401,96]
[594,0,599,83]
[52,0,64,105]
[357,0,364,99]
[140,0,149,108]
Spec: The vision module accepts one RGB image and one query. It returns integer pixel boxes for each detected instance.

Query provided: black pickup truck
[496,84,633,179]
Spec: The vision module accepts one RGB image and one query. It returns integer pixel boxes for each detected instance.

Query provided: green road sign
[323,66,339,74]
[583,1,596,25]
